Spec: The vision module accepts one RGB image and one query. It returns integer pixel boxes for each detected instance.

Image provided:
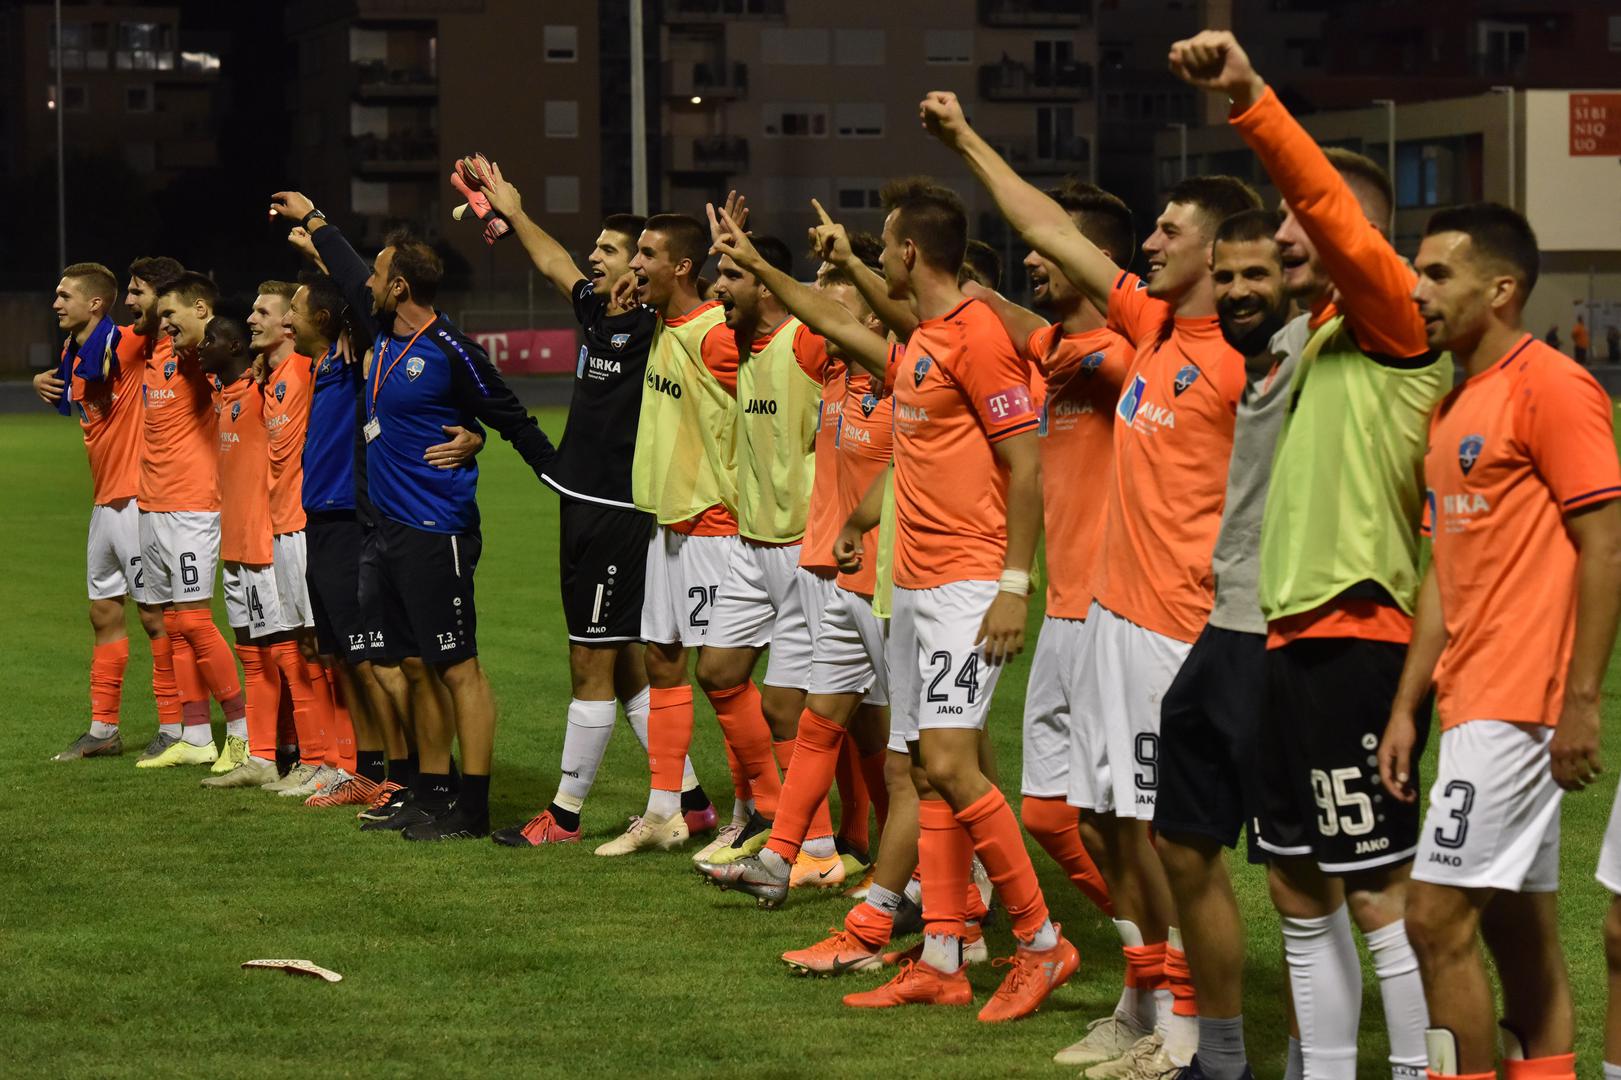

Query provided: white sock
[90,721,118,739]
[904,877,923,906]
[1363,919,1428,1078]
[732,798,752,826]
[557,698,616,807]
[225,717,247,740]
[1281,906,1361,1080]
[803,835,836,858]
[1164,926,1199,1066]
[1604,1063,1621,1080]
[181,724,212,747]
[1113,919,1158,1034]
[921,932,962,972]
[160,722,182,739]
[1027,919,1058,952]
[866,883,905,914]
[758,847,789,875]
[249,755,275,766]
[1284,1036,1305,1080]
[622,686,650,745]
[645,788,680,820]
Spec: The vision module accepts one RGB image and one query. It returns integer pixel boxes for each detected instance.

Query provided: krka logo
[274,381,286,402]
[1459,434,1484,476]
[860,393,878,417]
[163,359,176,379]
[230,402,240,422]
[1080,351,1105,375]
[406,356,426,381]
[1173,364,1199,396]
[610,333,631,351]
[913,355,933,387]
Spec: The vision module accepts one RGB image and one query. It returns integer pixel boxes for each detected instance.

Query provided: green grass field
[4,406,1618,1079]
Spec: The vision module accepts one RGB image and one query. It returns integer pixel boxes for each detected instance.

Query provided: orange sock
[165,608,245,718]
[707,682,781,816]
[235,645,281,761]
[1123,940,1167,997]
[834,732,871,852]
[844,896,893,950]
[1164,932,1197,1017]
[772,735,833,839]
[918,797,972,940]
[1021,795,1113,914]
[647,684,695,793]
[764,710,846,863]
[956,787,1051,942]
[308,661,356,771]
[276,680,297,748]
[90,638,130,727]
[271,642,329,765]
[859,749,889,832]
[722,740,751,803]
[149,634,181,728]
[1503,1055,1576,1079]
[171,631,206,707]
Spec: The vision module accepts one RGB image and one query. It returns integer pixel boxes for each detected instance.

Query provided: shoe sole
[784,955,883,977]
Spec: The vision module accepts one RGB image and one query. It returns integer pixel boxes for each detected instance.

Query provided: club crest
[610,333,631,351]
[163,359,176,379]
[1173,364,1199,396]
[1459,434,1484,476]
[406,356,426,381]
[230,401,240,422]
[913,355,934,387]
[1080,351,1105,375]
[274,380,286,402]
[860,393,878,417]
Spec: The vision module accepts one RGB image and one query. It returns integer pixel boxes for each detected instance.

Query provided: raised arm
[809,199,918,341]
[710,206,892,378]
[919,91,1119,315]
[272,191,380,342]
[477,162,588,300]
[1170,31,1426,358]
[442,328,555,482]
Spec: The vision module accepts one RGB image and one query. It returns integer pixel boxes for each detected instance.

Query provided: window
[834,30,884,66]
[546,176,580,214]
[1394,136,1483,209]
[835,178,884,211]
[834,103,883,138]
[1609,15,1621,51]
[351,178,390,215]
[180,51,220,73]
[924,29,972,64]
[763,103,828,137]
[52,84,88,112]
[545,100,578,138]
[125,85,152,113]
[761,28,829,65]
[544,25,577,62]
[1474,19,1528,77]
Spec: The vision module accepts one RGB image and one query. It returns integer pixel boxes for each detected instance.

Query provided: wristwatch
[300,208,326,230]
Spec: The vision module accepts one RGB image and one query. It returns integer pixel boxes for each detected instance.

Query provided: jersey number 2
[687,586,717,628]
[925,651,979,704]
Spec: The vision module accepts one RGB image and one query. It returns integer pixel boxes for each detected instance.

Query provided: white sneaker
[263,762,318,793]
[200,757,279,789]
[1056,1015,1152,1067]
[594,814,689,856]
[1085,1033,1165,1080]
[280,764,347,798]
[1111,1041,1180,1080]
[691,821,744,862]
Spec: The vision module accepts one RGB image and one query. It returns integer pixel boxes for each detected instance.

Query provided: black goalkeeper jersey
[540,278,657,508]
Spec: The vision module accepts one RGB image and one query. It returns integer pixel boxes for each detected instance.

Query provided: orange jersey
[1426,336,1621,730]
[139,336,221,513]
[1028,324,1133,619]
[264,352,314,535]
[888,299,1039,589]
[835,370,895,596]
[1091,273,1246,643]
[74,328,149,506]
[801,360,848,572]
[216,374,274,565]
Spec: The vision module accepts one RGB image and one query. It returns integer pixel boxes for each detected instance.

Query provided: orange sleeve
[881,341,903,396]
[701,323,739,396]
[1230,87,1427,360]
[1518,356,1621,513]
[1106,272,1169,347]
[954,318,1039,442]
[792,323,832,383]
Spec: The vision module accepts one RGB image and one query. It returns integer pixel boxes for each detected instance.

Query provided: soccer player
[271,190,558,841]
[469,165,715,847]
[1379,205,1621,1080]
[36,263,151,760]
[1171,32,1453,1079]
[136,271,251,768]
[595,211,750,857]
[923,89,1257,1065]
[960,238,1002,291]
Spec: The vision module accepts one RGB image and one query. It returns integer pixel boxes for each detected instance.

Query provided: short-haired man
[926,89,1259,1069]
[271,191,557,841]
[1381,203,1621,1080]
[37,262,153,760]
[472,164,716,848]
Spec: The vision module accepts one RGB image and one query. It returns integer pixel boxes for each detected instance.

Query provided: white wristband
[998,569,1030,597]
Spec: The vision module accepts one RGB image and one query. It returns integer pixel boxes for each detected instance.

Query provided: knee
[137,604,166,638]
[693,652,741,694]
[643,645,685,688]
[437,657,481,692]
[1403,887,1473,965]
[1345,872,1407,932]
[569,645,616,698]
[1152,831,1207,885]
[399,656,430,685]
[88,599,123,633]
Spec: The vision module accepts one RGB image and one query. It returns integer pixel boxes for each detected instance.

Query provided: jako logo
[646,372,682,398]
[744,399,778,414]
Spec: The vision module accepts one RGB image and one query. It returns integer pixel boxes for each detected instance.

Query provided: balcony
[354,61,438,101]
[350,132,438,176]
[979,0,1091,28]
[991,134,1091,173]
[665,60,748,102]
[665,135,749,174]
[979,60,1092,101]
[664,0,785,22]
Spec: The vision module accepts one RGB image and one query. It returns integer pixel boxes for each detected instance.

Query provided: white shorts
[707,541,815,688]
[808,586,889,707]
[1413,720,1562,892]
[1597,781,1621,894]
[87,497,142,601]
[136,510,220,605]
[1069,601,1191,821]
[887,581,1005,753]
[223,562,283,640]
[1023,615,1107,801]
[641,527,738,648]
[273,531,314,632]
[797,567,838,651]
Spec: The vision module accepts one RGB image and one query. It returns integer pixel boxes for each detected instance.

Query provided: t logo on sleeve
[1118,374,1147,424]
[984,384,1033,423]
[1173,364,1200,396]
[1458,434,1484,476]
[405,356,426,381]
[913,355,934,387]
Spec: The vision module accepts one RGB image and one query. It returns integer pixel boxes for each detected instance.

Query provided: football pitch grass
[4,406,1618,1079]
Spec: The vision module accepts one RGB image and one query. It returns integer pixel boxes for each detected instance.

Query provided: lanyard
[370,315,437,417]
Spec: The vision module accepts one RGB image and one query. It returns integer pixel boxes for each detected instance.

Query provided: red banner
[1570,93,1621,156]
[471,329,580,374]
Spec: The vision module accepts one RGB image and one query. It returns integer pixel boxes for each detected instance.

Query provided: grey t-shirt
[1208,313,1309,634]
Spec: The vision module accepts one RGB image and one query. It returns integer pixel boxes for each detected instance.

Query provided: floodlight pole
[54,0,66,270]
[1374,99,1396,234]
[629,0,648,216]
[1491,85,1515,209]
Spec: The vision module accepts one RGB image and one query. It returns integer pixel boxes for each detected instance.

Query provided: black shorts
[1153,625,1268,863]
[370,516,481,665]
[306,511,366,660]
[559,499,652,642]
[356,524,400,661]
[1257,637,1432,873]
